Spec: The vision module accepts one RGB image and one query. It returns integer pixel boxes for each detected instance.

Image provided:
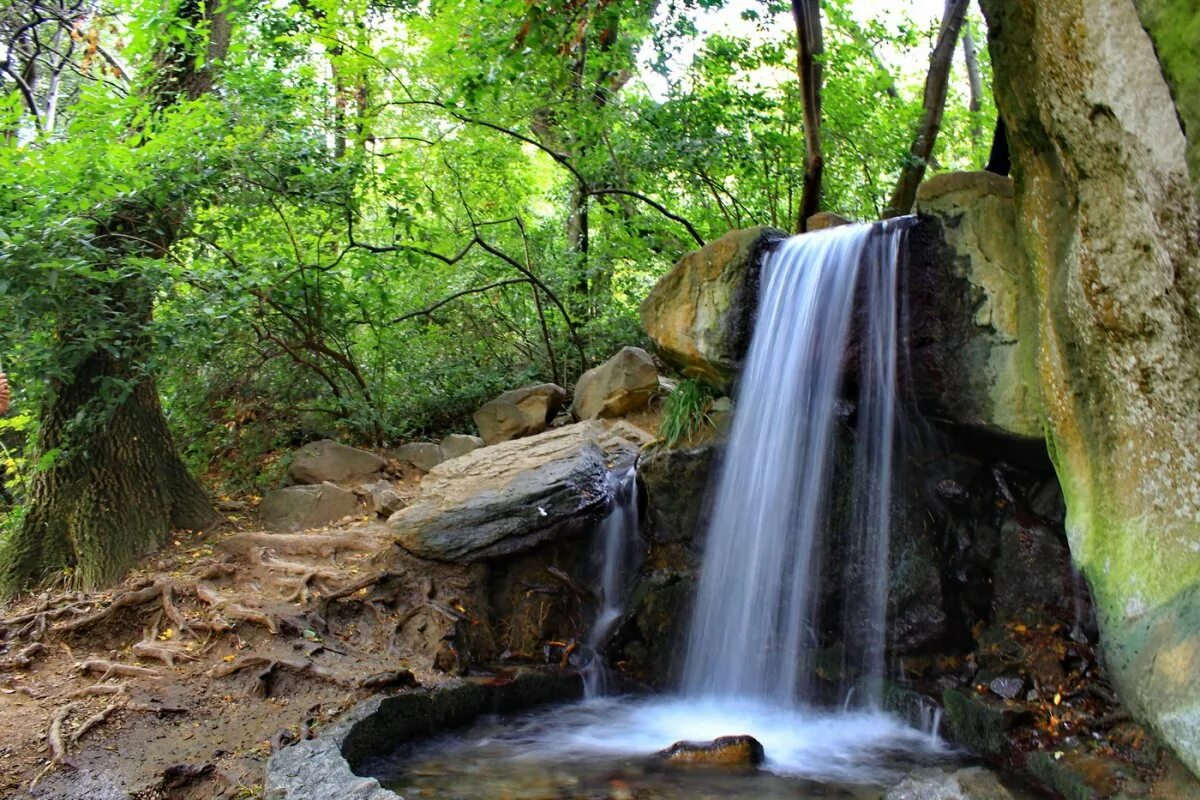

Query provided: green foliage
[659,379,716,448]
[0,0,998,496]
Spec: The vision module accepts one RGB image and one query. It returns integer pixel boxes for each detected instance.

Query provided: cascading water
[683,218,910,708]
[367,219,953,795]
[583,463,639,698]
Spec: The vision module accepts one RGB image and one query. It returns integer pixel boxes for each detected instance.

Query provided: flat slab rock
[389,421,652,562]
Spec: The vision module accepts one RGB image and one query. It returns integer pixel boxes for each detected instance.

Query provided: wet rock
[941,688,1032,758]
[473,383,567,445]
[260,482,360,531]
[640,226,785,392]
[390,442,443,472]
[988,676,1025,701]
[707,396,734,434]
[908,173,1041,439]
[572,346,659,420]
[638,443,720,543]
[885,767,1015,800]
[440,433,484,460]
[289,439,386,485]
[657,735,765,767]
[390,422,645,562]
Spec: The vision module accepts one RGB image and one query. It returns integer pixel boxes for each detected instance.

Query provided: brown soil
[0,471,479,800]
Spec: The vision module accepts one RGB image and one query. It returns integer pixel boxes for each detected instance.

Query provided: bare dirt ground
[0,475,481,799]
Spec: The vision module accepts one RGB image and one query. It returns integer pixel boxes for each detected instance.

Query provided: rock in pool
[657,734,765,768]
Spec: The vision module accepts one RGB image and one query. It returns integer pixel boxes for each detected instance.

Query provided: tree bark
[791,0,824,233]
[961,23,984,147]
[883,0,969,218]
[1,0,229,595]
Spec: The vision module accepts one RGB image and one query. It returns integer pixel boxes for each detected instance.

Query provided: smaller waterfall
[583,464,639,698]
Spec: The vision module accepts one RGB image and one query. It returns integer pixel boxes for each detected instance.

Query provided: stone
[640,226,785,392]
[639,443,720,543]
[367,483,404,517]
[440,433,484,460]
[941,688,1032,758]
[288,439,386,485]
[707,396,733,434]
[988,676,1025,701]
[981,0,1200,775]
[909,172,1041,439]
[260,482,360,531]
[390,421,646,562]
[390,442,443,472]
[572,346,659,420]
[885,767,1015,800]
[806,210,851,231]
[657,735,765,767]
[473,383,567,445]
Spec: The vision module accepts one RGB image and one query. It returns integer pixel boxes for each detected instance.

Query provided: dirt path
[0,511,474,799]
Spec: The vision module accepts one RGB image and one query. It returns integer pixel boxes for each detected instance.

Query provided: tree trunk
[791,0,824,232]
[0,0,229,594]
[961,24,984,147]
[883,0,969,218]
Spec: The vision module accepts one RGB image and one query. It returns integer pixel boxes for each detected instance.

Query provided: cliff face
[980,0,1200,775]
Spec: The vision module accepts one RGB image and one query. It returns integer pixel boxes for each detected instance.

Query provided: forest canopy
[0,0,994,590]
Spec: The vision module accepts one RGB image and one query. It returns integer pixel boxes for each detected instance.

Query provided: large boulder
[572,346,659,420]
[639,443,720,543]
[981,0,1200,776]
[390,421,651,562]
[910,172,1042,439]
[640,226,784,392]
[260,482,360,531]
[473,383,567,445]
[289,439,386,485]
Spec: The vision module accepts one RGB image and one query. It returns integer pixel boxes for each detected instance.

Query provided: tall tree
[791,0,824,232]
[883,0,968,217]
[0,0,230,594]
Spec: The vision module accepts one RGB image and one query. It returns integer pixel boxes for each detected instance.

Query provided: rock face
[640,226,784,392]
[981,0,1200,775]
[910,172,1042,439]
[657,735,765,767]
[639,444,719,543]
[440,433,484,460]
[572,346,659,420]
[884,767,1015,800]
[390,442,443,472]
[289,439,386,485]
[260,482,359,531]
[390,421,648,562]
[473,383,567,445]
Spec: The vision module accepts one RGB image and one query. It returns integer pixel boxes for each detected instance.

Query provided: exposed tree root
[47,702,79,765]
[132,640,199,667]
[195,583,279,634]
[65,682,128,700]
[76,659,162,680]
[219,531,375,560]
[71,701,122,744]
[209,654,348,698]
[0,642,47,671]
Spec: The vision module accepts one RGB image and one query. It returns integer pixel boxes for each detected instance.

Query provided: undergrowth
[658,378,716,448]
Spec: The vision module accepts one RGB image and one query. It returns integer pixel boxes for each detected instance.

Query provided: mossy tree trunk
[0,0,230,594]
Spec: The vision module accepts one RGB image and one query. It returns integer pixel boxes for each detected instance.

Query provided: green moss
[1023,752,1094,800]
[941,688,1009,757]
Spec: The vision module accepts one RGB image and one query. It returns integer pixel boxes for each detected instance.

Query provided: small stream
[362,695,958,799]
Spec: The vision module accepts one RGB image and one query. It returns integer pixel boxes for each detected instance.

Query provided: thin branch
[585,188,704,246]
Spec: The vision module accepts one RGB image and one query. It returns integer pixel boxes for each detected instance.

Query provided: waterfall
[583,463,639,698]
[682,219,910,709]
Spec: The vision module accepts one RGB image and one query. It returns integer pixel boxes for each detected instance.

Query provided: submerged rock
[572,346,659,420]
[473,383,567,445]
[390,421,647,562]
[657,734,765,767]
[260,482,360,531]
[288,439,386,485]
[640,226,784,392]
[885,767,1014,800]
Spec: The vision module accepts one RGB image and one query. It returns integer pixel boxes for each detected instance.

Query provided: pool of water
[360,695,961,799]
